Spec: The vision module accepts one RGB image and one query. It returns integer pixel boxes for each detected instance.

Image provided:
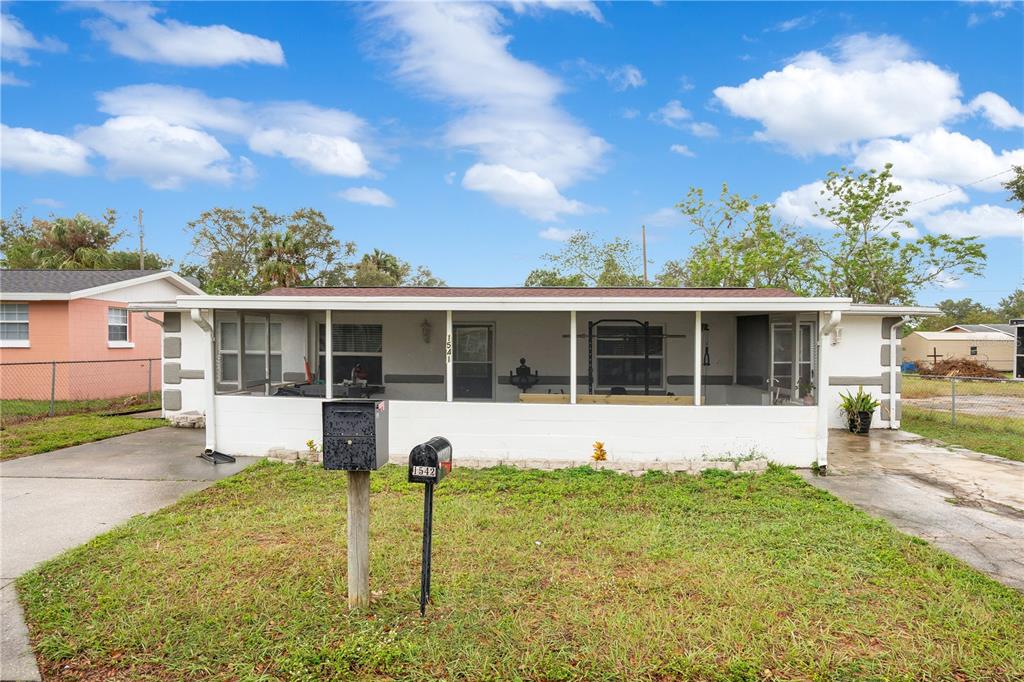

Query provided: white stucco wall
[213,396,819,466]
[824,314,896,429]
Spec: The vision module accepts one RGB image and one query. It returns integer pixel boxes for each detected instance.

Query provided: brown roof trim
[260,286,797,298]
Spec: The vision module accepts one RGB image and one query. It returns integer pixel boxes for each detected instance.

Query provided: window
[217,318,282,387]
[318,323,383,384]
[107,307,129,343]
[970,346,978,356]
[595,324,663,389]
[1,303,29,345]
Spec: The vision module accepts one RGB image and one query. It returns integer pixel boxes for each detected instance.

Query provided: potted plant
[798,379,816,405]
[838,386,880,434]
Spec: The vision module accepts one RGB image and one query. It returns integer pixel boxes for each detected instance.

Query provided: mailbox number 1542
[412,466,437,478]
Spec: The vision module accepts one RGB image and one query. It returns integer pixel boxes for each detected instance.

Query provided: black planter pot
[847,410,873,434]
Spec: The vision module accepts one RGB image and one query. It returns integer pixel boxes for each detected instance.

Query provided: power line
[908,167,1014,206]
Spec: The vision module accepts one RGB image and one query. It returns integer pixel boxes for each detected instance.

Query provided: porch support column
[445,310,453,402]
[264,313,271,396]
[693,310,702,406]
[569,310,577,404]
[791,312,800,401]
[325,309,333,400]
[815,311,832,469]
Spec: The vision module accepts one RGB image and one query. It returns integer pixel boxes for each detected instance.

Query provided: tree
[351,249,445,287]
[808,164,986,304]
[997,288,1024,321]
[911,297,1000,331]
[1005,165,1024,215]
[184,206,356,294]
[524,231,644,287]
[1,208,172,271]
[655,185,818,293]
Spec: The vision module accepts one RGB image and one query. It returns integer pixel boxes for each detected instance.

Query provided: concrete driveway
[801,430,1024,591]
[1,427,256,682]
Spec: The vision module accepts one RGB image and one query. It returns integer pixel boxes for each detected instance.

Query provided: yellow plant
[592,441,607,461]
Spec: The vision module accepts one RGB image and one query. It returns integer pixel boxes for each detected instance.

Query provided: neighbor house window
[595,323,663,389]
[108,307,129,343]
[0,303,29,345]
[318,323,383,384]
[970,346,978,356]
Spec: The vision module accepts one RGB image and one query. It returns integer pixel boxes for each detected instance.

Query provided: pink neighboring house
[0,270,203,400]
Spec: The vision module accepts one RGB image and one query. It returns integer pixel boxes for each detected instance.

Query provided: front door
[453,324,494,400]
[770,321,816,404]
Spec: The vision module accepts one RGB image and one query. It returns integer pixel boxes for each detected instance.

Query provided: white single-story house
[131,286,938,470]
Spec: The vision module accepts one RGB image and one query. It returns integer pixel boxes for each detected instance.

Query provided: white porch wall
[213,396,819,466]
[825,314,893,429]
[164,311,208,417]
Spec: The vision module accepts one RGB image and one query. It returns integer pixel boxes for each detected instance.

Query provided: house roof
[260,286,797,298]
[0,269,203,300]
[912,331,1012,342]
[941,323,1016,337]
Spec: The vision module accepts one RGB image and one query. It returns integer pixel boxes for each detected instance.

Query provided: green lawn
[18,463,1024,681]
[0,413,166,461]
[902,406,1024,462]
[1,396,160,426]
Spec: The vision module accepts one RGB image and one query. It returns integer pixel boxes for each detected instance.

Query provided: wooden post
[569,310,577,404]
[693,311,702,406]
[347,470,370,609]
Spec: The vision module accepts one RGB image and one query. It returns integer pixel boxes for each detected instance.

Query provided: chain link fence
[0,358,160,425]
[900,374,1024,460]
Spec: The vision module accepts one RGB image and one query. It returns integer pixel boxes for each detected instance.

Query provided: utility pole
[137,208,145,270]
[641,224,648,286]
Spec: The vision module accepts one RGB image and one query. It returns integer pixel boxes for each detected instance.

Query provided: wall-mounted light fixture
[421,318,433,344]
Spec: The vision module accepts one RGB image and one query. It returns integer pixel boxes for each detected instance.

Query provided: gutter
[190,309,217,451]
[889,316,912,430]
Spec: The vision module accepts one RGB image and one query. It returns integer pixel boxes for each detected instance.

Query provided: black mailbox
[322,399,389,471]
[408,436,452,484]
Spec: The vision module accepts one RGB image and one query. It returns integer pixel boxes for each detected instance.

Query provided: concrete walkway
[800,430,1024,591]
[0,427,256,682]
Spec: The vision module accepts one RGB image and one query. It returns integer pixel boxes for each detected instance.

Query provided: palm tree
[258,231,306,289]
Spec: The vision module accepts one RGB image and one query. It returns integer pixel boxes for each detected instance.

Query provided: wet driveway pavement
[800,429,1024,591]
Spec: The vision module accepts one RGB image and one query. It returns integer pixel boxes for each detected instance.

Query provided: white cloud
[338,186,395,208]
[369,2,607,219]
[922,205,1023,238]
[462,163,588,221]
[714,34,964,154]
[95,84,373,179]
[775,177,969,234]
[607,65,645,91]
[644,206,685,228]
[854,128,1024,191]
[688,122,718,138]
[81,2,284,67]
[33,197,63,208]
[538,226,575,241]
[249,129,370,177]
[507,1,604,23]
[75,116,234,189]
[1,72,27,86]
[652,99,691,127]
[968,92,1024,129]
[767,14,817,32]
[0,11,66,65]
[0,124,91,175]
[444,171,456,185]
[621,108,640,120]
[669,144,696,157]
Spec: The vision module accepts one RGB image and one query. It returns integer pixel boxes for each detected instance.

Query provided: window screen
[0,303,29,340]
[108,307,129,342]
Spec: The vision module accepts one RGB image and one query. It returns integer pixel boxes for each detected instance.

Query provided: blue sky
[2,1,1022,305]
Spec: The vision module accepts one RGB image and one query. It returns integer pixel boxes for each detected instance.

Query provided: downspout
[190,309,217,451]
[143,312,165,328]
[888,315,911,430]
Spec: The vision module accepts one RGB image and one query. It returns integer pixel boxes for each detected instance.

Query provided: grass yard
[18,463,1024,681]
[901,375,1024,399]
[902,406,1024,462]
[0,396,160,426]
[0,413,166,461]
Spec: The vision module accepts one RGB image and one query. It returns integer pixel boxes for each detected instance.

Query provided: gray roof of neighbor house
[0,269,200,295]
[942,323,1016,337]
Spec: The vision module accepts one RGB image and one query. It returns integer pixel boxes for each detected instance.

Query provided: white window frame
[215,315,282,391]
[770,320,816,403]
[0,303,30,348]
[452,322,496,401]
[317,323,384,383]
[595,322,665,391]
[107,307,133,348]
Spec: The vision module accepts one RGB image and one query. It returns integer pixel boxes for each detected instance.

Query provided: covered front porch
[178,290,838,467]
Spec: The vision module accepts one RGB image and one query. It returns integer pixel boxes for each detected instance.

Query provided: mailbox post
[407,437,452,616]
[322,399,389,609]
